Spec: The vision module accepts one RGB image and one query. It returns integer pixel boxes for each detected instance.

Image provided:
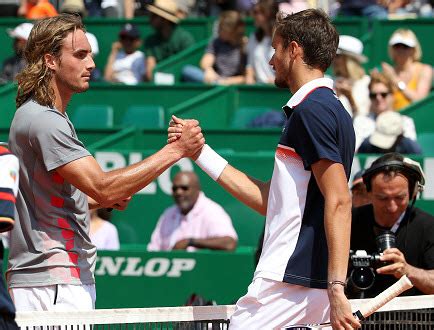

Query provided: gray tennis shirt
[7,99,96,287]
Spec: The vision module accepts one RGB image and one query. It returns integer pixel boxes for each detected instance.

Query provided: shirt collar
[283,77,334,110]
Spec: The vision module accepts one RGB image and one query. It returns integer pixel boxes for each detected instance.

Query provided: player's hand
[377,248,410,278]
[108,196,132,211]
[328,286,361,329]
[170,116,204,158]
[172,239,189,250]
[167,115,184,143]
[204,68,219,84]
[111,41,122,52]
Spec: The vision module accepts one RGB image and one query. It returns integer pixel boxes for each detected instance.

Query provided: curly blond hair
[16,14,85,109]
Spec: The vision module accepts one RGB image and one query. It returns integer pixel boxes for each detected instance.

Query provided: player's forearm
[406,267,434,294]
[91,144,182,206]
[190,236,237,251]
[146,57,156,81]
[217,164,269,216]
[324,194,352,282]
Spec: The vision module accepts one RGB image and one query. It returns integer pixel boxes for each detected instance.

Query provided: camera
[347,232,396,295]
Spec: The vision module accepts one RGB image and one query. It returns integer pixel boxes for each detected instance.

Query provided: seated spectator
[1,23,33,84]
[148,171,238,252]
[358,111,422,155]
[332,35,370,116]
[353,71,417,150]
[351,170,370,208]
[181,10,246,85]
[338,0,388,18]
[144,0,195,82]
[245,0,277,85]
[381,29,432,111]
[89,208,120,250]
[104,24,145,85]
[22,0,58,19]
[349,153,434,298]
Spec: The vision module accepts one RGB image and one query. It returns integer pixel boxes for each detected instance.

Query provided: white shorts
[229,277,330,330]
[9,284,96,312]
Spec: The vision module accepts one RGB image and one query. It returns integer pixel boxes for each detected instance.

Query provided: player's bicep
[56,155,105,199]
[312,159,350,201]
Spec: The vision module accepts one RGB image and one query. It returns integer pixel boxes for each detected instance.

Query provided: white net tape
[15,295,434,327]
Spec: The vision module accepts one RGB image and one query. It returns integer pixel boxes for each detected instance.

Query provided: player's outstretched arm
[57,120,204,209]
[168,116,270,215]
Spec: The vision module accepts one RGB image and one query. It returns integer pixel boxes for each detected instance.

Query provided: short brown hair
[368,71,394,92]
[274,9,338,72]
[16,14,85,109]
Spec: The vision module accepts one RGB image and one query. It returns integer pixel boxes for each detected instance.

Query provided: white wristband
[195,144,228,181]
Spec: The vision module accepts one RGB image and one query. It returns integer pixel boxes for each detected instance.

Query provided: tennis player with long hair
[170,9,360,329]
[7,14,204,312]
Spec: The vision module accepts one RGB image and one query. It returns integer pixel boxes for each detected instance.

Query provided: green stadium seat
[122,105,165,129]
[72,104,114,129]
[230,107,272,128]
[417,132,434,154]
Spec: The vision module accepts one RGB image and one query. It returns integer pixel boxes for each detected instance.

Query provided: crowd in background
[0,0,433,246]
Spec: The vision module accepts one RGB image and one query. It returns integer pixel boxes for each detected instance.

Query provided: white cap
[7,23,34,41]
[369,111,403,149]
[86,32,99,57]
[389,34,416,48]
[337,35,367,63]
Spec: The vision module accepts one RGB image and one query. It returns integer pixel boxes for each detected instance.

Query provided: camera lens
[375,231,396,253]
[350,267,375,291]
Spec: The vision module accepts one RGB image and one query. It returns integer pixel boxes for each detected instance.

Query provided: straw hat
[337,35,367,64]
[147,0,179,24]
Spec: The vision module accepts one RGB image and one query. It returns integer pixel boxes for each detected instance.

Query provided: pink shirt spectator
[148,192,237,251]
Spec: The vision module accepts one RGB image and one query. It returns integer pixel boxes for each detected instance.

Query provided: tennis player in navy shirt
[169,9,359,330]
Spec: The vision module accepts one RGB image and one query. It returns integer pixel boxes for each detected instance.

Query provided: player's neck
[289,68,324,94]
[50,79,73,114]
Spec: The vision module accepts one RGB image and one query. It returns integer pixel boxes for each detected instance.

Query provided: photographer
[348,152,434,298]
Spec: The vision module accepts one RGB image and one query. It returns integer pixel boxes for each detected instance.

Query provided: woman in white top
[245,0,278,84]
[353,71,417,151]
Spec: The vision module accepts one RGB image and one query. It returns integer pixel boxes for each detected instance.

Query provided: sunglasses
[172,185,190,192]
[369,92,390,99]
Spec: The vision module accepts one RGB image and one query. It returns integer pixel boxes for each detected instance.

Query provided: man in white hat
[144,0,194,81]
[0,22,33,83]
[358,111,422,155]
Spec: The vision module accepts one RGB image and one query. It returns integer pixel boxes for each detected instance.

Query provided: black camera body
[347,232,396,294]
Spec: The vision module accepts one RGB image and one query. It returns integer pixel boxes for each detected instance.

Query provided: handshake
[167,115,205,160]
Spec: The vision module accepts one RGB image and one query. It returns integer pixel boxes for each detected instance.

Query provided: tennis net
[15,295,434,329]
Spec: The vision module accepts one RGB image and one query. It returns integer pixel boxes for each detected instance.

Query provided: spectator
[349,153,434,297]
[357,111,422,155]
[245,0,278,85]
[104,23,146,85]
[0,144,20,329]
[351,170,370,208]
[89,208,120,250]
[353,71,417,151]
[381,29,432,111]
[144,0,195,82]
[0,23,33,84]
[148,171,238,252]
[332,35,370,117]
[60,0,102,81]
[181,10,246,85]
[338,0,388,18]
[22,0,58,19]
